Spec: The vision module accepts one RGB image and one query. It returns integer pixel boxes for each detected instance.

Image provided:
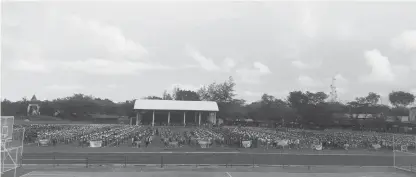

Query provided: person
[136,136,141,148]
[145,136,150,147]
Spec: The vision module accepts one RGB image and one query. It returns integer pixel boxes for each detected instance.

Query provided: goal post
[1,116,24,177]
[394,150,416,172]
[393,134,416,173]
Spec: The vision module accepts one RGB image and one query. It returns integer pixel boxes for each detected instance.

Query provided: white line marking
[258,165,393,168]
[21,172,92,177]
[395,166,415,172]
[48,151,241,154]
[393,150,416,156]
[23,159,86,161]
[19,164,394,167]
[1,168,16,173]
[226,172,232,177]
[27,151,399,156]
[20,171,36,177]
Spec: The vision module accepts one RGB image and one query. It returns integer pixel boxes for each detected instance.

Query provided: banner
[39,139,49,146]
[312,144,322,150]
[169,141,179,147]
[1,116,14,140]
[344,144,350,150]
[198,140,210,148]
[242,141,251,148]
[277,140,289,147]
[372,144,381,150]
[90,141,102,148]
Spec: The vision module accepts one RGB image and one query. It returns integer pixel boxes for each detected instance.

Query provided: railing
[20,152,413,169]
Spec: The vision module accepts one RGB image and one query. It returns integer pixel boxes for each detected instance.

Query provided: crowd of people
[212,127,416,150]
[12,124,416,151]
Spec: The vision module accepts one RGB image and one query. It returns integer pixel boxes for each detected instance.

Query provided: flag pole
[393,134,396,167]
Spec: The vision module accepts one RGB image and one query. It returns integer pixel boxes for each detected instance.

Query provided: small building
[132,99,219,126]
[27,95,41,116]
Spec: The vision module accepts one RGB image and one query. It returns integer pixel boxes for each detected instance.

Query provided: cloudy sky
[2,1,416,104]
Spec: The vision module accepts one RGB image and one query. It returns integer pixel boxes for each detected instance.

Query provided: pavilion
[131,99,219,126]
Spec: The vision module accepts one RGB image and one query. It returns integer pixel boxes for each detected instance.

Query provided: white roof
[134,100,219,112]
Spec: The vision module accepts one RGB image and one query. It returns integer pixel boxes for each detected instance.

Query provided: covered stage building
[131,100,219,126]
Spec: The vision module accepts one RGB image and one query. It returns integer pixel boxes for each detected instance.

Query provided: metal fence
[20,152,408,169]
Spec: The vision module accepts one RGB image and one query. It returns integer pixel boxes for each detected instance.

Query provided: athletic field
[18,171,414,177]
[3,166,414,177]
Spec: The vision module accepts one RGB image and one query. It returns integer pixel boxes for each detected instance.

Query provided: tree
[287,91,309,109]
[365,92,381,105]
[305,91,328,105]
[162,90,173,100]
[143,96,163,100]
[389,91,415,107]
[346,92,383,118]
[173,89,200,101]
[119,99,136,117]
[198,76,236,103]
[287,91,313,124]
[287,91,335,126]
[217,99,247,119]
[256,94,295,122]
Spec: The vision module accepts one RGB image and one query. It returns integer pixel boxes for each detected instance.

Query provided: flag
[242,141,251,148]
[277,139,289,147]
[372,144,381,150]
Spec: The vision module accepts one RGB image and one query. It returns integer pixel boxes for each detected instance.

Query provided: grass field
[18,171,413,177]
[3,166,413,177]
[6,126,416,177]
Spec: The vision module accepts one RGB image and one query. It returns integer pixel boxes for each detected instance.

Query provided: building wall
[410,107,416,123]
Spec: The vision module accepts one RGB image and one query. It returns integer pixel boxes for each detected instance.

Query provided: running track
[21,152,415,167]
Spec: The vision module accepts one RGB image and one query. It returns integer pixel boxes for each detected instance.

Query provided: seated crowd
[13,124,416,151]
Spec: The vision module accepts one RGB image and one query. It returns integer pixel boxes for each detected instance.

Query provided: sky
[1,1,416,104]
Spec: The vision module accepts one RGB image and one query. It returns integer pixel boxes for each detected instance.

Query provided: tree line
[1,76,415,127]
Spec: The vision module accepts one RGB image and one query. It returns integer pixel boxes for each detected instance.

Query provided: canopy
[134,100,219,112]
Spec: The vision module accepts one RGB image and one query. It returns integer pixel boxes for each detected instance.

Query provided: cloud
[360,49,395,83]
[300,7,318,38]
[335,22,354,40]
[412,58,416,70]
[45,84,84,90]
[222,57,237,72]
[334,73,349,85]
[66,14,148,60]
[243,91,264,97]
[253,62,271,74]
[291,60,321,70]
[336,87,348,95]
[185,45,220,71]
[53,14,174,75]
[60,58,172,75]
[106,84,122,89]
[297,75,322,88]
[185,45,238,72]
[284,43,301,59]
[10,60,49,73]
[391,30,416,51]
[291,60,309,69]
[236,62,271,84]
[4,39,50,73]
[6,12,171,76]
